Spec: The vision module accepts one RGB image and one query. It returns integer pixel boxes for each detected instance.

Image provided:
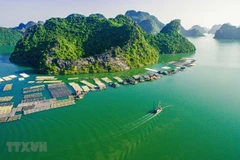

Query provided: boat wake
[114,113,158,137]
[84,104,171,144]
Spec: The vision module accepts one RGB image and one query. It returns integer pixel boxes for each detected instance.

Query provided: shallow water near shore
[0,35,240,160]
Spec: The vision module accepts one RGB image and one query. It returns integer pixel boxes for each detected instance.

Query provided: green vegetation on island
[214,23,240,39]
[146,19,196,54]
[10,14,195,75]
[0,27,23,46]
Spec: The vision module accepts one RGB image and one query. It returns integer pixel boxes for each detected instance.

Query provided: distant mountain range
[180,26,204,37]
[208,24,222,34]
[125,10,205,37]
[12,21,44,31]
[214,23,240,39]
[191,25,209,33]
[125,10,165,35]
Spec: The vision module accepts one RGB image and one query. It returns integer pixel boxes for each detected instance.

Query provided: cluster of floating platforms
[0,58,197,124]
[19,96,75,115]
[0,73,29,83]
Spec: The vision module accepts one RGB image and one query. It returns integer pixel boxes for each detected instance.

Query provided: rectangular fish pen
[3,84,13,91]
[0,96,13,102]
[48,83,72,98]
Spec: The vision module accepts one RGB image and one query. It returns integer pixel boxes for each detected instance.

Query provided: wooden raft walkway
[93,78,106,89]
[113,77,123,83]
[69,82,82,92]
[101,77,112,83]
[80,80,97,89]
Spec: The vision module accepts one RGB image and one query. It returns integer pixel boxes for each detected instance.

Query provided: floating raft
[80,80,97,89]
[48,83,72,98]
[36,76,57,81]
[69,82,82,92]
[23,85,45,91]
[68,77,79,80]
[23,87,44,94]
[7,115,22,122]
[82,86,90,92]
[145,68,158,72]
[24,92,43,99]
[36,76,55,79]
[20,73,30,78]
[36,81,43,84]
[18,78,25,81]
[0,117,8,123]
[0,96,13,102]
[93,78,106,89]
[28,81,35,84]
[169,58,196,67]
[0,102,13,115]
[3,84,13,91]
[113,77,123,83]
[51,97,75,109]
[23,99,53,115]
[101,77,112,83]
[9,75,17,79]
[2,76,12,81]
[43,80,62,84]
[21,97,45,103]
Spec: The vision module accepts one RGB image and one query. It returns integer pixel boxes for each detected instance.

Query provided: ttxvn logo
[6,142,47,152]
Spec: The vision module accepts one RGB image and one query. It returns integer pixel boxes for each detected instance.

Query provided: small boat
[152,101,162,114]
[110,82,120,88]
[74,90,86,100]
[126,78,138,85]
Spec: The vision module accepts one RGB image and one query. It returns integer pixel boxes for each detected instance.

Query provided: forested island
[10,14,195,75]
[214,23,240,39]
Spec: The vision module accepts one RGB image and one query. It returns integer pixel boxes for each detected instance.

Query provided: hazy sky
[0,0,239,29]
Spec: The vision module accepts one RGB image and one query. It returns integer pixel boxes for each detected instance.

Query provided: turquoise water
[0,35,240,160]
